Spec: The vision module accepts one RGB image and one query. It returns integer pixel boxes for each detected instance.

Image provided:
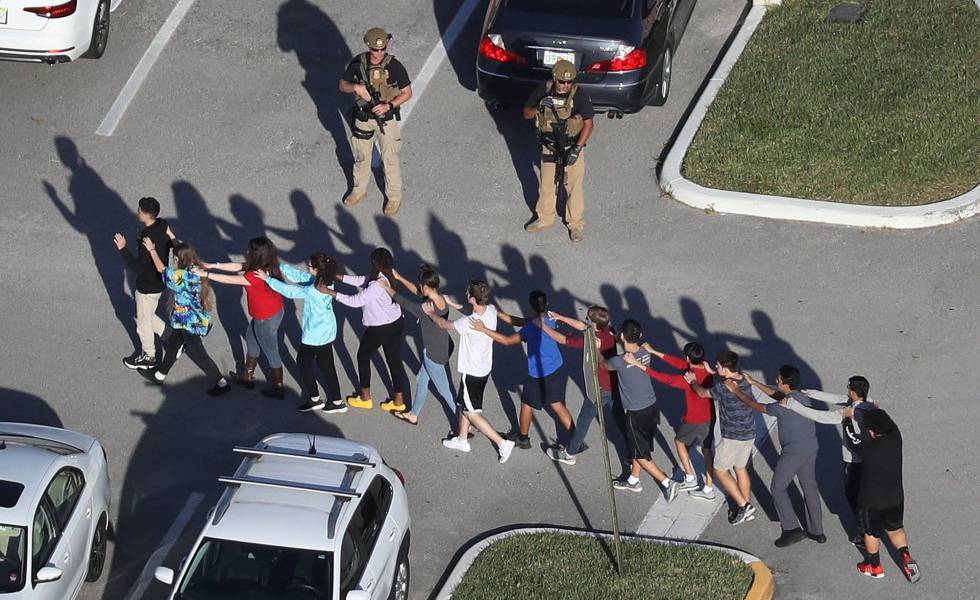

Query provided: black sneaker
[506,432,532,449]
[298,398,326,412]
[124,352,156,370]
[322,400,349,414]
[807,532,827,544]
[139,369,164,386]
[207,380,231,396]
[731,504,755,526]
[774,528,807,548]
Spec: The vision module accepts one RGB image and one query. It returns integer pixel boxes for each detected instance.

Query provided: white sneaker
[689,487,716,501]
[546,445,577,465]
[498,440,515,463]
[678,478,700,491]
[663,479,679,503]
[442,436,471,452]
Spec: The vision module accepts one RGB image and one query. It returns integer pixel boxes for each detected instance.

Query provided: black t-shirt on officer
[525,83,595,120]
[342,54,412,89]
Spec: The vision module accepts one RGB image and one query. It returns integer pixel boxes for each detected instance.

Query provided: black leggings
[297,342,342,402]
[356,318,407,395]
[158,327,222,382]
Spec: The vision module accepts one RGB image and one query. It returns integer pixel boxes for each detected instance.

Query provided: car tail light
[393,468,406,485]
[23,0,77,18]
[479,34,527,67]
[587,45,647,72]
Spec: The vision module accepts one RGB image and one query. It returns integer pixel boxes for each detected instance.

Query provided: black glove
[566,145,582,166]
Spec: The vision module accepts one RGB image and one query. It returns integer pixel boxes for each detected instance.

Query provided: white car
[0,0,119,64]
[0,423,112,599]
[154,434,411,600]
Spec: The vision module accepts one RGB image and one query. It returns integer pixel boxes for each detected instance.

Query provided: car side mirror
[346,591,371,600]
[154,566,175,585]
[35,566,63,583]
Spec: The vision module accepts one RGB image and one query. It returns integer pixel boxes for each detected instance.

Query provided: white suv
[154,434,411,600]
[0,423,112,600]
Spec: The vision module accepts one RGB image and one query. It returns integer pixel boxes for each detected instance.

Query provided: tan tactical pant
[350,117,402,202]
[535,150,585,231]
[135,291,166,356]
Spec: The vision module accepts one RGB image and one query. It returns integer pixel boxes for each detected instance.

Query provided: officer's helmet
[552,59,577,83]
[364,27,391,50]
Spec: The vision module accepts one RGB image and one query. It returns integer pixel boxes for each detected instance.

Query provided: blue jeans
[567,390,613,455]
[245,308,284,368]
[411,350,456,418]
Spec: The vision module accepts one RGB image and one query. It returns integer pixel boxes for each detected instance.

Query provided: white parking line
[399,0,483,123]
[122,492,204,600]
[96,0,197,136]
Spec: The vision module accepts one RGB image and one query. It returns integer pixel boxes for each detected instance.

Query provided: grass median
[451,533,753,600]
[682,0,979,206]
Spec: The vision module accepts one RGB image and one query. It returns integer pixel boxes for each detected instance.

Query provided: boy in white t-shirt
[424,279,515,463]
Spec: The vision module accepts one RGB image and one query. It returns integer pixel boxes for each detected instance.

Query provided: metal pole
[585,325,623,575]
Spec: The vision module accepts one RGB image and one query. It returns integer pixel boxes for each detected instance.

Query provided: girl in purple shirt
[323,248,408,412]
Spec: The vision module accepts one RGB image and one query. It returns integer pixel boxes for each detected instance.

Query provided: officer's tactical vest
[535,81,584,141]
[358,53,401,103]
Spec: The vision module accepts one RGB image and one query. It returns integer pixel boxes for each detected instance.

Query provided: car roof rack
[231,445,377,469]
[212,442,376,537]
[217,475,361,499]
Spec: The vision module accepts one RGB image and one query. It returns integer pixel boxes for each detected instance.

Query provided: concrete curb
[433,526,774,600]
[659,3,980,229]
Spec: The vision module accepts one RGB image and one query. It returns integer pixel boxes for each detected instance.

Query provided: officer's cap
[364,27,392,50]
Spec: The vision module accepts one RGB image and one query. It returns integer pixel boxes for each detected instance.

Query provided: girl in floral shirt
[140,238,230,396]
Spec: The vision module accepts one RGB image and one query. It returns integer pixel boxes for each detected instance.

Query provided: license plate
[542,49,574,67]
[0,8,7,25]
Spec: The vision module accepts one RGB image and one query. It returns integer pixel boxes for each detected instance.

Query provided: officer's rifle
[540,98,570,198]
[365,86,387,134]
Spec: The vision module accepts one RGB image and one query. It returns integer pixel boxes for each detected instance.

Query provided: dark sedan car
[476,0,694,116]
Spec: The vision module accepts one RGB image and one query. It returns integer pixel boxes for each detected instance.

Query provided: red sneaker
[900,553,921,584]
[857,561,884,578]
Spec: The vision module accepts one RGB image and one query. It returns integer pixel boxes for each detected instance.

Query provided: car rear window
[0,481,24,509]
[504,0,633,17]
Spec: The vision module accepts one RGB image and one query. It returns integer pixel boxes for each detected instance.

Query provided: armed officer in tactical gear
[339,27,413,216]
[523,59,594,243]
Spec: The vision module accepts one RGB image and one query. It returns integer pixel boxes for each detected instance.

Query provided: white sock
[660,478,671,488]
[702,485,714,493]
[154,371,166,382]
[684,474,696,483]
[627,475,640,485]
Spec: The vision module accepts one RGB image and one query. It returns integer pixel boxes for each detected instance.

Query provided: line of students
[114,208,919,584]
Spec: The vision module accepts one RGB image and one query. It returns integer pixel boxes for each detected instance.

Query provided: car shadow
[0,387,64,428]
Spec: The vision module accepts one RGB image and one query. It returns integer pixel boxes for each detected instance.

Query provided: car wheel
[83,0,110,59]
[85,515,109,582]
[387,543,409,600]
[649,45,672,106]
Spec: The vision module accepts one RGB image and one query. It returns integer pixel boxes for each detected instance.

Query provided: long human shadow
[43,136,140,352]
[100,377,345,600]
[0,387,64,428]
[171,181,250,372]
[277,0,355,192]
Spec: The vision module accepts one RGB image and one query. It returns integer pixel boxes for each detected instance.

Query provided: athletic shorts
[858,503,904,534]
[675,421,711,447]
[457,374,490,413]
[625,404,661,461]
[714,438,754,471]
[520,370,565,410]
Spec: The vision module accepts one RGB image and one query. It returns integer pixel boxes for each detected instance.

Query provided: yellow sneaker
[347,395,373,409]
[380,400,407,412]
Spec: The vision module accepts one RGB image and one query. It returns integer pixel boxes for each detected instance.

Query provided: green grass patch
[451,533,753,600]
[682,0,980,206]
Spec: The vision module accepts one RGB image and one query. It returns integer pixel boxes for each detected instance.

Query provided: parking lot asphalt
[1,0,978,599]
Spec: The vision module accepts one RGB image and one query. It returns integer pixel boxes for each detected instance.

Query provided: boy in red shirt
[624,341,716,499]
[538,306,617,465]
